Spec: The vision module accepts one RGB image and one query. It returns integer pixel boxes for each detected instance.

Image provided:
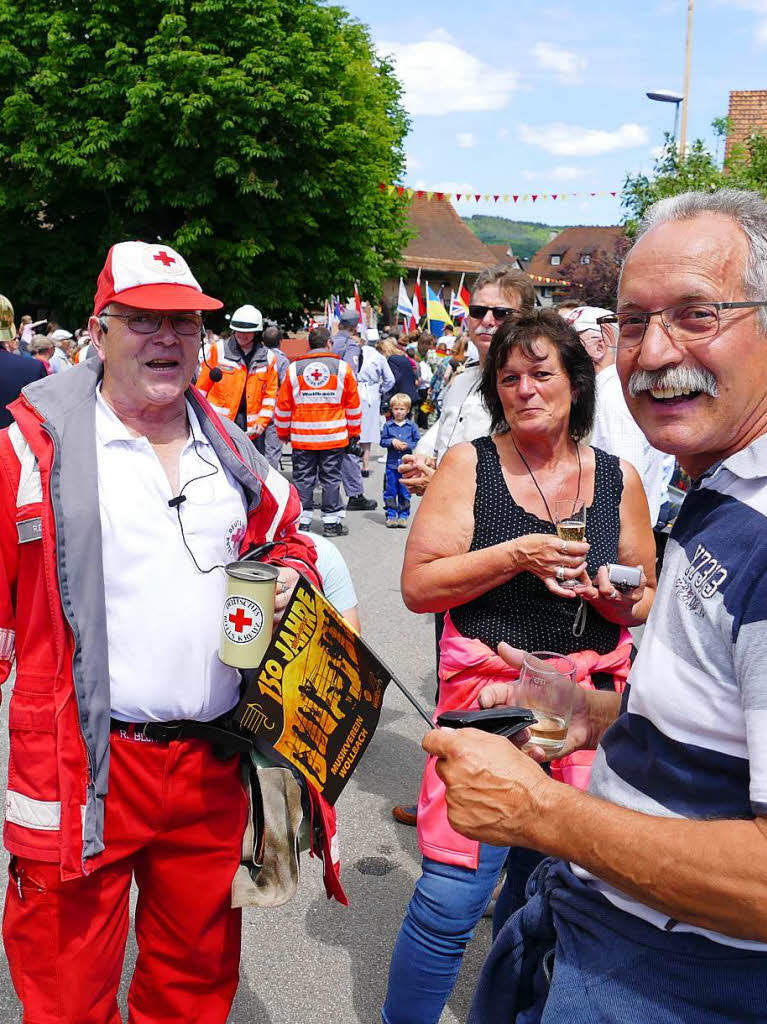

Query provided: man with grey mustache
[423,189,767,1022]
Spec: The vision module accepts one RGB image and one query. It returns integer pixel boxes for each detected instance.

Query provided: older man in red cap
[0,241,323,1022]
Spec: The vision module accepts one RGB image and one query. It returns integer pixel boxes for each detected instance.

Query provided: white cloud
[456,132,476,148]
[532,42,587,84]
[406,153,423,172]
[522,165,586,182]
[415,180,477,195]
[519,121,649,156]
[650,145,665,160]
[378,33,519,116]
[715,0,767,42]
[497,127,509,140]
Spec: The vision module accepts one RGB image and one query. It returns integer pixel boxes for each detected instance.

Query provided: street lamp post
[646,1,694,161]
[680,0,695,158]
[646,90,685,157]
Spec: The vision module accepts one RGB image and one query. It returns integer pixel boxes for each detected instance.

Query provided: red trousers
[3,731,248,1023]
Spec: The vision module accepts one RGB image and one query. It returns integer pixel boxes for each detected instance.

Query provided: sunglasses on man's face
[468,305,519,321]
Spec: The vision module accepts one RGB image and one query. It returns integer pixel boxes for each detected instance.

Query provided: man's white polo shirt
[95,389,248,722]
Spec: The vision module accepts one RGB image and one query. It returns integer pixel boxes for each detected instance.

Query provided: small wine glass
[554,500,586,589]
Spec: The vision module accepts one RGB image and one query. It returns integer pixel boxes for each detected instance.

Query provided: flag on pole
[450,273,470,320]
[397,278,414,320]
[329,296,340,333]
[426,282,452,339]
[353,282,362,321]
[409,270,423,332]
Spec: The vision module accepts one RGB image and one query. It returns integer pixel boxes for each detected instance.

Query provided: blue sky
[342,0,767,227]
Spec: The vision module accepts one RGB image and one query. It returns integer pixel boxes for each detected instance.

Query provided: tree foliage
[0,0,410,324]
[559,236,631,309]
[622,124,767,235]
[464,216,567,261]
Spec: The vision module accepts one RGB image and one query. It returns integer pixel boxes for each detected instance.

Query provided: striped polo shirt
[573,431,767,950]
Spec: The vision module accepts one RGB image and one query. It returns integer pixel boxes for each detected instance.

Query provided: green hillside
[463,215,568,261]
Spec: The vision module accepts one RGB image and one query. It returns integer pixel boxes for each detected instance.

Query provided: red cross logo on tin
[153,250,176,268]
[223,596,263,644]
[228,608,252,634]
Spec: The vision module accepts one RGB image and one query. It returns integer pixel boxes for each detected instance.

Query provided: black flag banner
[234,578,397,805]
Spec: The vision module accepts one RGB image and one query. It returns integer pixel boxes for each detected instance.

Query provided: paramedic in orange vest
[275,326,362,538]
[196,303,278,455]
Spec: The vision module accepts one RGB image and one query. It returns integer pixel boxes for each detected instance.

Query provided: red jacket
[0,363,322,881]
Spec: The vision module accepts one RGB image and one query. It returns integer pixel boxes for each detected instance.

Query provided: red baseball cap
[93,241,223,316]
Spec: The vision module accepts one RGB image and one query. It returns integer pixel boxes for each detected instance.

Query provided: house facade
[725,90,767,162]
[525,225,625,307]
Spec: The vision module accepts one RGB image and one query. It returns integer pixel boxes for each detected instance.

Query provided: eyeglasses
[596,301,767,350]
[468,305,519,321]
[101,312,203,337]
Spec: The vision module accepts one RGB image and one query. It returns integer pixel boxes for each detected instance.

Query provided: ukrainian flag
[426,283,452,338]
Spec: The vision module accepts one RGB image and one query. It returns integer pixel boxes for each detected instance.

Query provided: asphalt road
[0,448,494,1023]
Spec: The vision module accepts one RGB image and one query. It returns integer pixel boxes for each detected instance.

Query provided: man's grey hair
[634,188,767,334]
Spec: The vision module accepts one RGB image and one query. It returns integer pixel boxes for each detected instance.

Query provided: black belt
[109,717,253,753]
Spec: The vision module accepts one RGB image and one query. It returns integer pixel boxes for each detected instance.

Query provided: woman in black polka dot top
[385,309,658,1024]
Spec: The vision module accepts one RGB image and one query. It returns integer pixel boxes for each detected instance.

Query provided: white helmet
[230,304,263,333]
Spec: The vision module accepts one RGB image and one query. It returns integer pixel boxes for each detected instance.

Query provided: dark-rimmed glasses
[596,302,767,350]
[101,312,203,337]
[468,305,519,321]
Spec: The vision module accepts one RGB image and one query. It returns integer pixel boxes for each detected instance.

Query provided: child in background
[380,394,420,528]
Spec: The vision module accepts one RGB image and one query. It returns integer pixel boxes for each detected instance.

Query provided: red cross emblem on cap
[228,608,253,634]
[153,250,176,268]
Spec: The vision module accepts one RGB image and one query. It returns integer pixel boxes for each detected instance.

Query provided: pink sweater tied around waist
[416,611,632,870]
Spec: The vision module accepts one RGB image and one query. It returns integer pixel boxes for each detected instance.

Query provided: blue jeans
[383,464,411,520]
[382,844,509,1024]
[493,846,546,939]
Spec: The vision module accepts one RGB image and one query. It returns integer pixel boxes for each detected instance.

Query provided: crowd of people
[1,185,766,1023]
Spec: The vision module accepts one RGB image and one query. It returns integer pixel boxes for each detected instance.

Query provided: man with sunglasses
[423,190,767,1022]
[400,266,536,495]
[0,241,326,1022]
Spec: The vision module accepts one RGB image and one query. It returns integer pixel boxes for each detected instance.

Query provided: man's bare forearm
[584,689,622,748]
[530,782,767,942]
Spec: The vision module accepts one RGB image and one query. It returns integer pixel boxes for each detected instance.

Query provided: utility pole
[679,0,694,159]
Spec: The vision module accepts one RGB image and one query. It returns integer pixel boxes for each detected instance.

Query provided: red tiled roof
[487,243,513,261]
[401,195,500,273]
[725,90,767,161]
[526,225,625,284]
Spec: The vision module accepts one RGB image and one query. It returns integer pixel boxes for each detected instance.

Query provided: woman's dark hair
[480,309,596,441]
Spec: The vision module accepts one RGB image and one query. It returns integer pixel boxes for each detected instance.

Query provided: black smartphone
[436,707,537,740]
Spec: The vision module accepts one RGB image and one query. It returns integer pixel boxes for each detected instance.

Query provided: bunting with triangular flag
[379,184,619,203]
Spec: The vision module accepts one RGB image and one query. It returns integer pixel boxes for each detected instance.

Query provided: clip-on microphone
[200,328,222,382]
[168,495,187,509]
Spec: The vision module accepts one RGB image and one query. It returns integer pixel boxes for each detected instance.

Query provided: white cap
[564,306,614,334]
[49,329,73,342]
[230,304,263,333]
[93,240,222,315]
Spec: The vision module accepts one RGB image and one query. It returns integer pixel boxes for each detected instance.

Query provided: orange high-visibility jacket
[274,351,361,450]
[197,338,278,436]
